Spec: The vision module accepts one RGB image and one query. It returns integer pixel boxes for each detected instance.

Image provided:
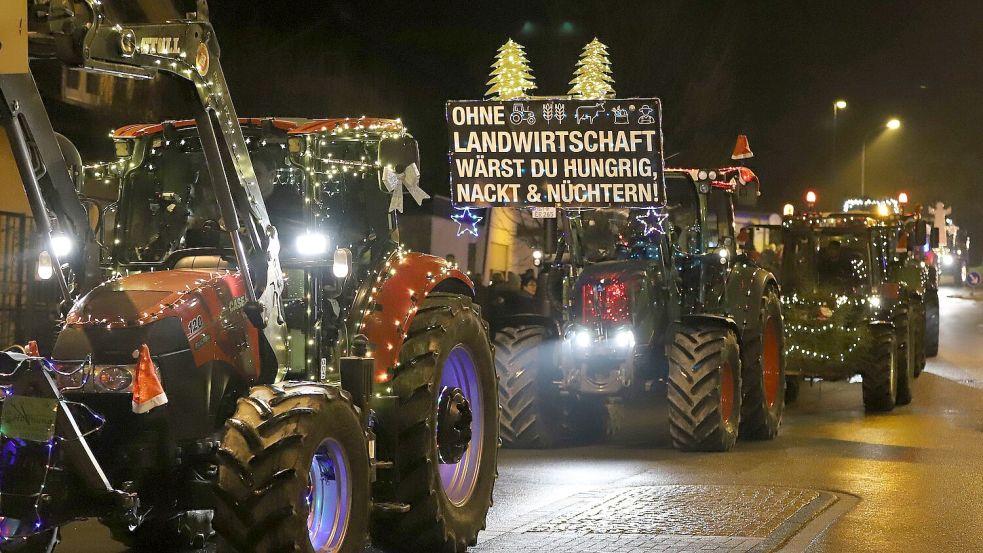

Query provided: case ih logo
[139,36,182,55]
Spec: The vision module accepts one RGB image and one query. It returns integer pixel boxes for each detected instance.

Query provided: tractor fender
[679,313,740,335]
[724,264,780,340]
[355,251,474,375]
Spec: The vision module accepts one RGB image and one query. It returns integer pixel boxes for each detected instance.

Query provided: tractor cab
[102,116,427,377]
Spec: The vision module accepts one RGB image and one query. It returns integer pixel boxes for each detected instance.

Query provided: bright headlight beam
[50,234,73,258]
[296,232,329,257]
[574,329,592,349]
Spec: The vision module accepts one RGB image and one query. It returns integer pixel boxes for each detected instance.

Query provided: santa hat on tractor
[132,344,168,414]
[731,134,753,161]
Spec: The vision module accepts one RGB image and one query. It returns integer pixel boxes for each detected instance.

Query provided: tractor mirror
[735,179,759,207]
[930,228,940,249]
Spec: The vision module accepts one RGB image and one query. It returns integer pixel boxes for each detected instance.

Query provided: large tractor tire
[667,324,742,452]
[862,326,898,412]
[924,290,940,361]
[213,383,370,553]
[495,326,568,448]
[0,523,59,553]
[370,293,498,553]
[740,287,786,440]
[894,301,915,406]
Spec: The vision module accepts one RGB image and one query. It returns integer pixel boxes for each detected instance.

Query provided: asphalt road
[50,287,983,552]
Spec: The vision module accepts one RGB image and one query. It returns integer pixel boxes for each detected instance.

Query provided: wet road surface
[52,288,983,552]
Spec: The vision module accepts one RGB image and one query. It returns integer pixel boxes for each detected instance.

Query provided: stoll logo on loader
[139,36,182,55]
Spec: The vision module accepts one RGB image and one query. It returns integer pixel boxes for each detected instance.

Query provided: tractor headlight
[942,254,954,266]
[95,365,134,392]
[568,326,593,349]
[614,327,635,349]
[295,232,329,257]
[37,251,54,280]
[333,248,352,278]
[50,234,73,258]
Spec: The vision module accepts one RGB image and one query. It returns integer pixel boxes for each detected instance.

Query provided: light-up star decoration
[452,207,484,237]
[635,207,668,236]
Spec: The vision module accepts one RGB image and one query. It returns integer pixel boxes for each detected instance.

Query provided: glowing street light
[831,99,848,188]
[861,117,902,197]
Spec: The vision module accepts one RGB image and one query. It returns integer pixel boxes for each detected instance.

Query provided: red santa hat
[132,344,168,414]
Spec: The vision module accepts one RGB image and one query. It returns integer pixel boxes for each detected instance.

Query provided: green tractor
[490,164,786,452]
[774,193,931,410]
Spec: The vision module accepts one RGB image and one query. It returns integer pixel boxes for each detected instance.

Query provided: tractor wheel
[0,522,59,553]
[862,326,898,412]
[894,302,915,406]
[495,325,568,448]
[667,324,742,452]
[213,383,370,553]
[370,293,498,553]
[785,375,802,405]
[739,287,786,440]
[924,290,940,361]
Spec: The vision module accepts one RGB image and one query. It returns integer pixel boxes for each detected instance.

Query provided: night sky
[50,1,983,261]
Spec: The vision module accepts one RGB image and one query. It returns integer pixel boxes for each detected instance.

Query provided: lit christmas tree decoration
[568,37,616,99]
[485,39,537,100]
[452,207,484,237]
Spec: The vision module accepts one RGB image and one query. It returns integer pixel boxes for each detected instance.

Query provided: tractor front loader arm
[21,0,284,328]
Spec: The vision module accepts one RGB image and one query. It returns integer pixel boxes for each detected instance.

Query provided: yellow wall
[0,128,31,215]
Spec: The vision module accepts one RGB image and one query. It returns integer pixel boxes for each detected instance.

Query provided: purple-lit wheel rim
[0,517,21,538]
[307,438,351,552]
[438,346,483,506]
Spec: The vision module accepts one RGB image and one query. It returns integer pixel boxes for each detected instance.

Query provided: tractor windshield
[783,229,872,295]
[571,174,697,262]
[572,208,663,262]
[112,130,299,264]
[111,126,395,265]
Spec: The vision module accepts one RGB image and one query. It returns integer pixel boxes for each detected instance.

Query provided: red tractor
[1,2,497,552]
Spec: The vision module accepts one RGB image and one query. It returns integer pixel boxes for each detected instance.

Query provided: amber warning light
[805,190,818,208]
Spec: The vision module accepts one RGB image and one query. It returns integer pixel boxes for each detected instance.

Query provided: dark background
[41,0,983,262]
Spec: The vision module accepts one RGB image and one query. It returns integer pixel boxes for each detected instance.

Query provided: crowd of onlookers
[446,254,539,328]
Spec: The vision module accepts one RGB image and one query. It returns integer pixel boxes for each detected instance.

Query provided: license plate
[531,207,557,219]
[1,395,58,442]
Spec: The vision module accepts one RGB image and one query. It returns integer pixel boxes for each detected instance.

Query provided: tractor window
[703,189,734,250]
[573,208,666,262]
[785,230,871,294]
[112,131,290,264]
[665,175,699,253]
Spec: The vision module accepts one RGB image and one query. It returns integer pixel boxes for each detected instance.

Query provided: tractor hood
[54,270,260,378]
[64,270,228,324]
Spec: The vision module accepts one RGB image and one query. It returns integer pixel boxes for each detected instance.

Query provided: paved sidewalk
[473,485,841,553]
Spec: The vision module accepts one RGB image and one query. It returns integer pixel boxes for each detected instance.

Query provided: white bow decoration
[383,163,429,213]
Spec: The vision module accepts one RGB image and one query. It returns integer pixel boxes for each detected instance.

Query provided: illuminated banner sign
[447,98,665,207]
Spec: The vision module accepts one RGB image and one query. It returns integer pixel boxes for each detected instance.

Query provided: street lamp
[860,118,902,197]
[831,100,847,187]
